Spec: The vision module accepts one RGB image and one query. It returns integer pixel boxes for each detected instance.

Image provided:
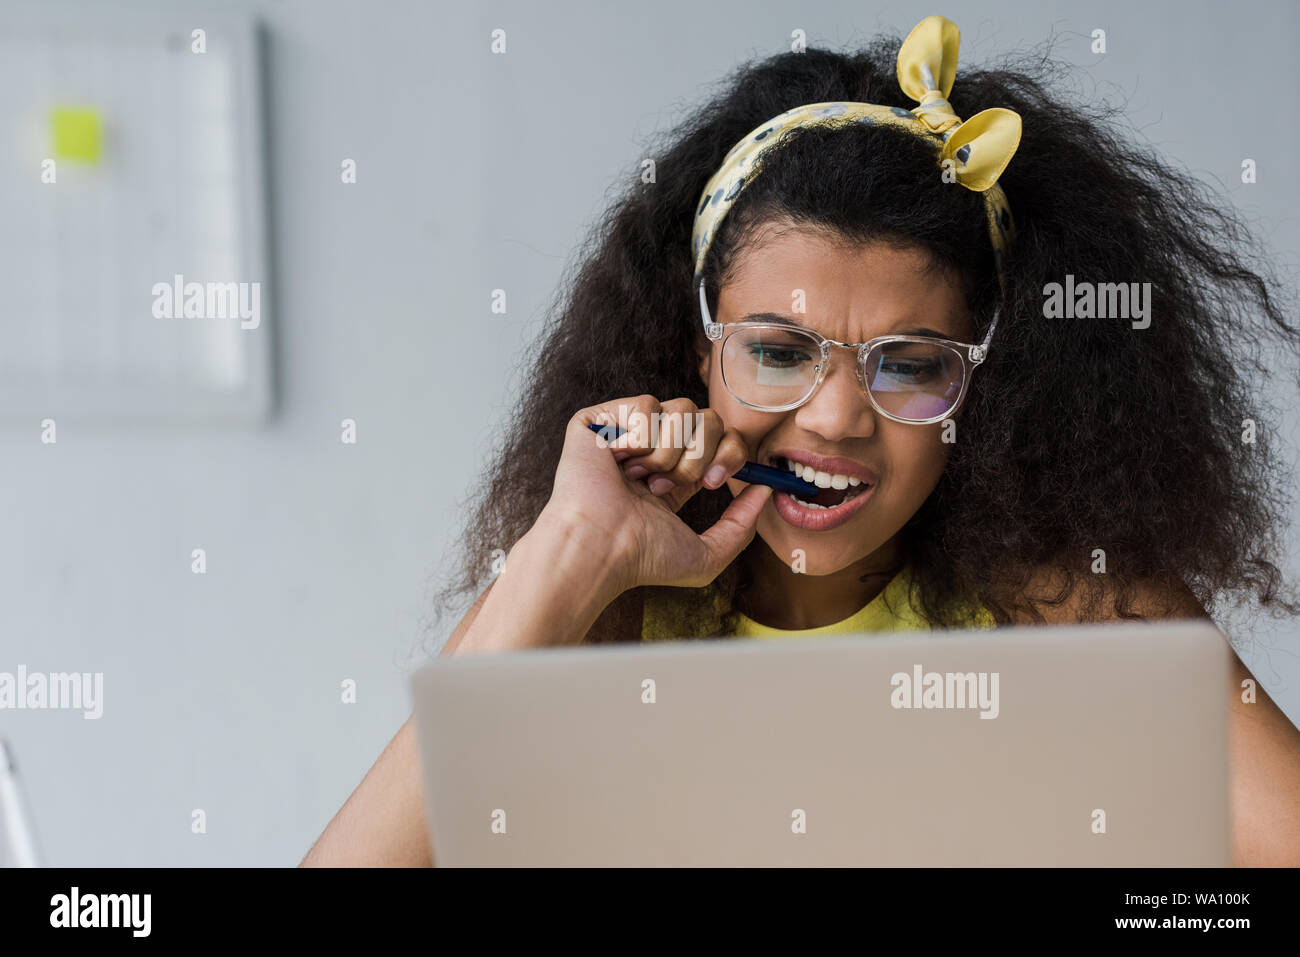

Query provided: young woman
[304,18,1300,866]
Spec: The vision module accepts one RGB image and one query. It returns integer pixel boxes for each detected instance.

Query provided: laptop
[411,619,1231,866]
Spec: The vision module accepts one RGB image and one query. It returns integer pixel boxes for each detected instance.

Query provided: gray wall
[2,0,1297,865]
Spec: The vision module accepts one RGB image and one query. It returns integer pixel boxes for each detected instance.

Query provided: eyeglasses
[698,279,1000,425]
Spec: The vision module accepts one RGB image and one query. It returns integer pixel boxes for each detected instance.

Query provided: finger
[574,396,661,454]
[608,395,663,453]
[565,408,626,475]
[651,407,725,491]
[659,475,701,513]
[626,398,699,480]
[694,484,773,581]
[656,414,736,511]
[653,415,741,507]
[700,427,749,490]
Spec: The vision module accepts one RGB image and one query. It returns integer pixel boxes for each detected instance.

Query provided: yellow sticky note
[52,107,103,162]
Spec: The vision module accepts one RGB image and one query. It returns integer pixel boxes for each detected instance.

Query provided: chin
[755,515,878,577]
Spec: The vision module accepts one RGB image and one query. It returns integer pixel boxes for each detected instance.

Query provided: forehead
[716,225,972,338]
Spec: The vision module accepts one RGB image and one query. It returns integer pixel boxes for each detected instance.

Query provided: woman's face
[699,226,975,576]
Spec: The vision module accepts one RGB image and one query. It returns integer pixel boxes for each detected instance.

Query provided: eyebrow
[739,312,952,339]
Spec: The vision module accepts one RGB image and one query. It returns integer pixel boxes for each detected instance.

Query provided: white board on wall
[0,9,272,425]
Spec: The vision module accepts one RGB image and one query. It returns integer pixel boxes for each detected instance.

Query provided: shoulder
[1001,564,1208,625]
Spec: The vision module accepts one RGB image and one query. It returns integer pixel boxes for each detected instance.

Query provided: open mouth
[771,455,872,510]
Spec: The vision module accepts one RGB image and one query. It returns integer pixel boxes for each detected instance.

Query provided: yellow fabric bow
[897,15,1022,190]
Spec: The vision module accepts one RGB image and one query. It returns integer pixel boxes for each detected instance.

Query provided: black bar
[1,866,1290,942]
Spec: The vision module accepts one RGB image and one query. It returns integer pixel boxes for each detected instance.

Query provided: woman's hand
[541,394,772,593]
[447,394,768,655]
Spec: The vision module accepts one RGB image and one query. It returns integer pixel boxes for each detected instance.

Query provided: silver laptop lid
[412,620,1230,866]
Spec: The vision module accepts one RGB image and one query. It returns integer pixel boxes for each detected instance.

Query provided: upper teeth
[782,458,863,488]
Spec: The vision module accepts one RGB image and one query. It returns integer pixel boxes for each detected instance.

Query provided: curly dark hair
[432,33,1300,644]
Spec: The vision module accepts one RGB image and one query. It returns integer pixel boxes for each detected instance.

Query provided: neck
[737,536,906,630]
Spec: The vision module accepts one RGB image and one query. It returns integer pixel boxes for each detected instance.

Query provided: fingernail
[648,476,674,495]
[624,464,649,479]
[704,465,728,488]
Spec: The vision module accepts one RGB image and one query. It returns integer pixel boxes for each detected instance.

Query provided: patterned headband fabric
[691,15,1021,291]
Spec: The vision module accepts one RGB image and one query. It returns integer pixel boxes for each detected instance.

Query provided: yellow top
[641,564,995,641]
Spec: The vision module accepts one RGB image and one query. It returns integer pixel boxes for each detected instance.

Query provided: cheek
[879,424,951,498]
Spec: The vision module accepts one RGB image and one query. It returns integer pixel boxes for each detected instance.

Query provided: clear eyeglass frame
[697,277,1001,425]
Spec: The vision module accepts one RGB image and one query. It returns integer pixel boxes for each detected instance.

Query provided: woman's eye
[750,345,812,366]
[880,358,940,381]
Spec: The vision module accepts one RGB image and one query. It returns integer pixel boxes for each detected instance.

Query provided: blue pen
[587,422,820,498]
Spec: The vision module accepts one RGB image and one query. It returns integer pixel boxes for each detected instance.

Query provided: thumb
[696,484,773,576]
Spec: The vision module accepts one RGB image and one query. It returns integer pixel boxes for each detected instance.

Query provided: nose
[793,345,877,442]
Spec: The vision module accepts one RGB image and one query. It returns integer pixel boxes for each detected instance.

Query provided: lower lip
[772,483,875,531]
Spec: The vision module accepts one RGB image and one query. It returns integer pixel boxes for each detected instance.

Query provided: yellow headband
[691,15,1021,289]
